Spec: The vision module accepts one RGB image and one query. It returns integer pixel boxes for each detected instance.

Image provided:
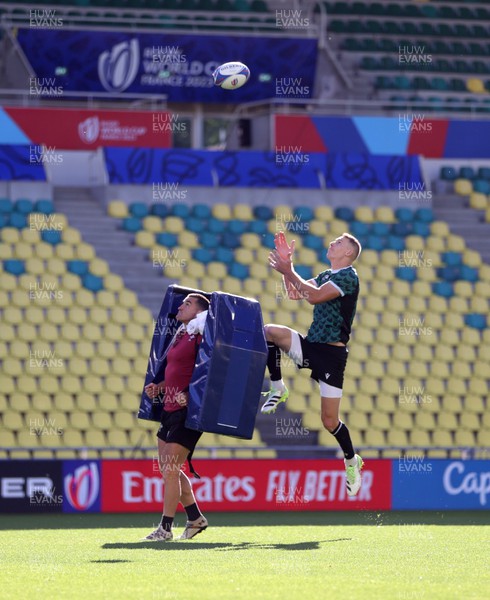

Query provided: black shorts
[295,334,348,390]
[156,407,202,454]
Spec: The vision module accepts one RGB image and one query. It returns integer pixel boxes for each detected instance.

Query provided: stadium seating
[0,197,272,460]
[98,199,490,459]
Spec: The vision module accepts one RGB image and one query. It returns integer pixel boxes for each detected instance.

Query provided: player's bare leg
[321,396,363,496]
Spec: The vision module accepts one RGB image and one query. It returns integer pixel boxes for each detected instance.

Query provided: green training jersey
[305,266,359,345]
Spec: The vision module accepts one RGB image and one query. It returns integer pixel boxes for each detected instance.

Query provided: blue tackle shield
[138,284,267,439]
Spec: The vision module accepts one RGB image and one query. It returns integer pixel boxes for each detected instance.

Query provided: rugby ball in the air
[213,61,250,90]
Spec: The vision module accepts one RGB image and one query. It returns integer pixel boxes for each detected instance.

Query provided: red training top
[163,330,201,413]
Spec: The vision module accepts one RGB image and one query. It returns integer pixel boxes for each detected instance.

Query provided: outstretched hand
[274,232,295,261]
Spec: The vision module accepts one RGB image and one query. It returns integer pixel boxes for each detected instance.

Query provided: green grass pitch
[0,511,488,600]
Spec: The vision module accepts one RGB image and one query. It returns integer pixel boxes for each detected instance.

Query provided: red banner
[5,107,171,149]
[101,459,392,512]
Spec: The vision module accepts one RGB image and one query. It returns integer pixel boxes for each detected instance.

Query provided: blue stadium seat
[262,233,275,249]
[350,221,370,237]
[34,199,55,214]
[228,220,248,235]
[442,252,462,267]
[413,222,431,237]
[414,208,434,223]
[156,232,178,247]
[440,167,457,181]
[67,260,89,276]
[464,314,486,330]
[129,202,149,218]
[222,232,241,249]
[15,199,34,214]
[294,206,315,221]
[192,248,214,264]
[41,230,62,245]
[391,222,412,236]
[459,166,476,180]
[208,218,227,234]
[172,204,190,218]
[83,273,104,292]
[460,265,479,282]
[186,217,206,234]
[387,235,405,251]
[215,247,234,264]
[8,213,28,229]
[151,204,170,218]
[371,222,390,236]
[121,217,142,232]
[437,266,461,282]
[0,198,13,213]
[295,265,313,280]
[249,220,268,235]
[335,207,354,221]
[228,262,249,279]
[395,208,414,223]
[473,180,490,195]
[303,234,324,251]
[366,235,385,251]
[4,259,25,276]
[0,214,8,228]
[396,267,417,282]
[253,205,273,220]
[199,232,221,249]
[192,204,212,219]
[432,282,454,297]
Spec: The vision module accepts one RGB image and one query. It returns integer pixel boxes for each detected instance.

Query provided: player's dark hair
[187,293,210,311]
[342,233,362,261]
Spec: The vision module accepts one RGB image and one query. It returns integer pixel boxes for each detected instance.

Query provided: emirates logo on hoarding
[64,462,100,511]
[79,116,100,144]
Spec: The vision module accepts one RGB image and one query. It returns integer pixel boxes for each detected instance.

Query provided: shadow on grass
[102,539,352,552]
[90,559,132,564]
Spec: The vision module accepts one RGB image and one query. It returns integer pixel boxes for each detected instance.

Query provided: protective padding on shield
[138,285,267,440]
[186,291,267,439]
[138,284,211,423]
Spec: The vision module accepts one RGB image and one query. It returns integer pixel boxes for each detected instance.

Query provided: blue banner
[105,147,422,189]
[392,459,490,510]
[105,147,325,187]
[16,29,317,104]
[0,145,46,181]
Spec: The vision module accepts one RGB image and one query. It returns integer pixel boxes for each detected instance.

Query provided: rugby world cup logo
[64,462,100,511]
[79,116,100,144]
[98,38,139,93]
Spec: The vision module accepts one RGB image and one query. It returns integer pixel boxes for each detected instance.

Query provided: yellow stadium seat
[309,220,327,237]
[4,306,24,325]
[91,411,112,430]
[409,430,431,447]
[142,215,162,233]
[387,429,408,446]
[314,206,333,221]
[178,231,198,249]
[1,227,21,243]
[108,200,129,218]
[204,261,227,279]
[454,178,472,196]
[469,192,487,210]
[232,204,252,220]
[355,206,374,222]
[15,321,35,342]
[14,241,34,260]
[74,242,94,261]
[426,236,445,252]
[84,430,107,447]
[53,392,75,411]
[2,411,24,430]
[374,206,395,223]
[466,77,486,93]
[212,203,232,220]
[239,233,260,250]
[134,231,155,249]
[0,243,13,260]
[393,411,413,431]
[404,235,424,251]
[454,430,475,446]
[101,274,122,293]
[446,234,466,252]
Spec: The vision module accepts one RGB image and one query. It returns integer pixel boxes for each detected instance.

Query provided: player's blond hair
[342,233,362,261]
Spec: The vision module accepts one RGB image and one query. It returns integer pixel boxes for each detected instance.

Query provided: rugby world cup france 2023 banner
[16,29,317,103]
